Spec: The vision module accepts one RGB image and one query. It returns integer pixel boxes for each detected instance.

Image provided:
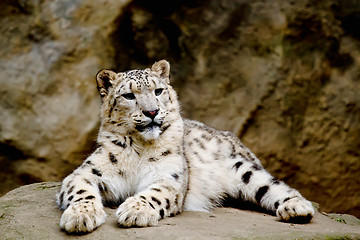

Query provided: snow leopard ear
[151,60,170,84]
[96,69,117,98]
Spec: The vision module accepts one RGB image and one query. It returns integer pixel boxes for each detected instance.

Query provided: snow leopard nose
[143,109,159,119]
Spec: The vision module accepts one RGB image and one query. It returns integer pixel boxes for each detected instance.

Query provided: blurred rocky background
[0,0,359,217]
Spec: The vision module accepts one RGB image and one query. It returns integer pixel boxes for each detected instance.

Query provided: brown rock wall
[0,0,131,192]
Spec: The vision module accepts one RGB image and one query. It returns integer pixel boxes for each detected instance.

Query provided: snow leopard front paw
[276,196,314,223]
[60,201,106,233]
[116,196,160,227]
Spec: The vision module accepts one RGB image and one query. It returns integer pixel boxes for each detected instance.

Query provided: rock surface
[0,0,360,218]
[0,182,359,240]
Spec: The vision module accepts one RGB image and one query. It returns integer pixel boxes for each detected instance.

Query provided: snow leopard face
[96,60,179,141]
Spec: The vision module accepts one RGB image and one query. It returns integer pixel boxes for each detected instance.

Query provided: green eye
[155,88,163,96]
[122,93,135,100]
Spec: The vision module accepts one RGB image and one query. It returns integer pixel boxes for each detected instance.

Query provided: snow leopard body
[56,60,314,233]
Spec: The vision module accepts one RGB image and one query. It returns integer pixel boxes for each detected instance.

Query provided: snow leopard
[56,60,314,233]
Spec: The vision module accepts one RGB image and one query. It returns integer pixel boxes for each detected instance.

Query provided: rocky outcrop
[0,182,359,240]
[0,0,359,218]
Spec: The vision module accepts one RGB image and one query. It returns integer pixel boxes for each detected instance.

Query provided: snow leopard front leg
[116,155,188,227]
[56,150,107,233]
[229,148,315,223]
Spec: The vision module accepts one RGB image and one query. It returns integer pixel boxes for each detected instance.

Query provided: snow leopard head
[96,60,180,141]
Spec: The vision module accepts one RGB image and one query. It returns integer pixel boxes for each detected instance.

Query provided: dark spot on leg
[85,195,95,200]
[67,186,74,195]
[85,160,94,165]
[165,198,170,209]
[161,150,171,156]
[151,188,161,192]
[174,195,179,206]
[251,163,262,171]
[75,198,83,203]
[242,171,252,184]
[66,181,72,188]
[151,197,161,205]
[159,209,164,219]
[233,161,243,171]
[68,195,74,201]
[149,202,155,209]
[171,173,179,180]
[149,157,158,162]
[92,168,102,177]
[59,191,64,206]
[272,178,281,185]
[109,152,118,163]
[98,183,107,192]
[76,189,85,194]
[255,186,269,203]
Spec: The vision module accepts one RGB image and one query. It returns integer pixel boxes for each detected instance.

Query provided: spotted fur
[56,60,314,233]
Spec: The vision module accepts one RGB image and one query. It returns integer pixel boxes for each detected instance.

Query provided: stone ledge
[1,182,359,240]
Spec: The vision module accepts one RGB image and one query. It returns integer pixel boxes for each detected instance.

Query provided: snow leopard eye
[122,93,135,100]
[155,88,163,96]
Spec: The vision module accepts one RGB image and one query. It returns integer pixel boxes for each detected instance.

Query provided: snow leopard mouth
[135,121,162,132]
